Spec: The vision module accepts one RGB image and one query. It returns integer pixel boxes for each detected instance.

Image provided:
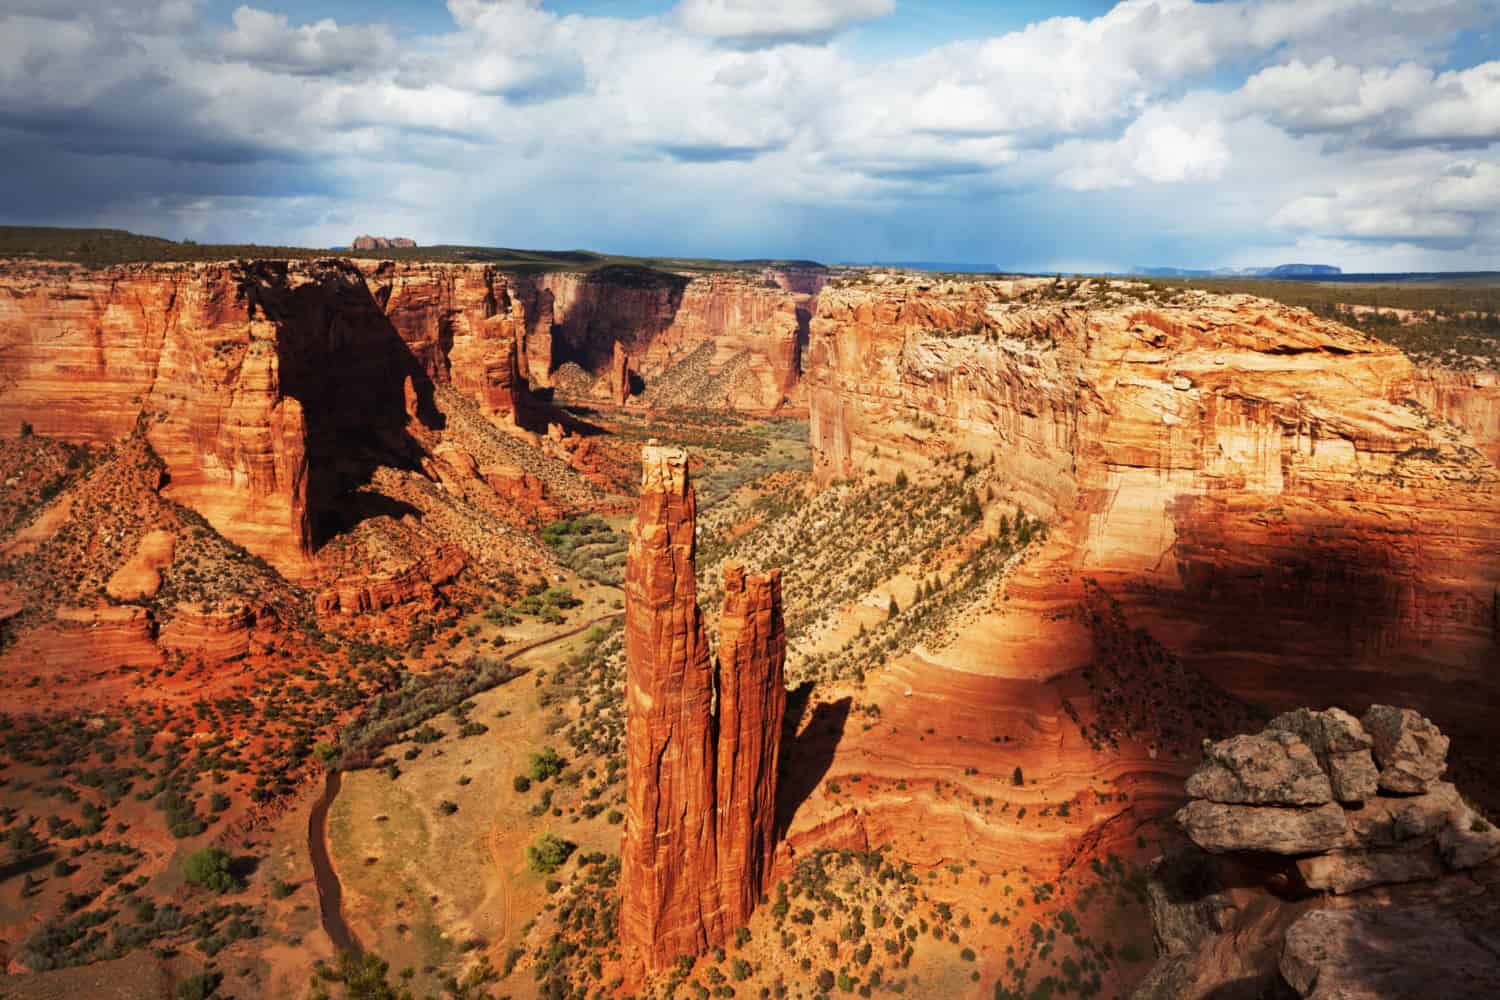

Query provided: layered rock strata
[1176,706,1497,887]
[620,447,787,982]
[1137,707,1500,1000]
[805,276,1500,749]
[0,259,538,579]
[539,268,819,410]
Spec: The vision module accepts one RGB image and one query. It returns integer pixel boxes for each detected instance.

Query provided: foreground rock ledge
[1136,705,1500,1000]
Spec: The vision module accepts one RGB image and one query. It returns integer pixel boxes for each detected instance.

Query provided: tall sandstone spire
[715,562,787,927]
[621,446,787,983]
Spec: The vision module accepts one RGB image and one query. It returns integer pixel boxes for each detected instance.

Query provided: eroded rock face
[351,235,417,250]
[1176,800,1348,855]
[1267,708,1378,803]
[1185,732,1334,806]
[620,449,787,983]
[539,268,819,410]
[621,446,725,975]
[1280,906,1500,999]
[715,561,786,929]
[609,341,631,405]
[1141,709,1500,1000]
[1362,705,1450,794]
[1178,709,1496,885]
[804,277,1500,746]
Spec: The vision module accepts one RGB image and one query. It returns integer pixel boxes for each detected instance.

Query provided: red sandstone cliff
[0,259,540,579]
[621,448,787,983]
[538,267,819,410]
[805,276,1500,742]
[355,261,526,419]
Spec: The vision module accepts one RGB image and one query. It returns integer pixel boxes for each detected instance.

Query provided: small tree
[528,747,564,782]
[1012,766,1024,787]
[887,596,900,620]
[183,846,236,894]
[526,833,575,874]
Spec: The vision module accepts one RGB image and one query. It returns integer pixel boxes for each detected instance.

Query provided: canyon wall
[537,267,822,410]
[621,447,786,983]
[806,277,1500,738]
[0,259,533,578]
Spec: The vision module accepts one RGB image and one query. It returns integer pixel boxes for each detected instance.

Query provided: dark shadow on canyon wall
[247,261,440,551]
[542,265,691,375]
[776,684,851,840]
[1144,491,1500,814]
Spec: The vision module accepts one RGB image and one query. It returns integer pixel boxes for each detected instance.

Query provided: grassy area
[0,225,822,276]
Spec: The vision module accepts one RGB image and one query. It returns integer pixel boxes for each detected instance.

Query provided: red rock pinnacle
[620,446,787,983]
[715,561,787,928]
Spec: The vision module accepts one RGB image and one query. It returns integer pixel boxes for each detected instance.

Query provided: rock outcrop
[104,530,176,602]
[621,446,724,974]
[1136,707,1500,1000]
[715,562,787,928]
[1176,706,1495,884]
[538,267,820,410]
[608,340,631,405]
[804,275,1500,765]
[351,235,417,250]
[158,603,256,663]
[1361,704,1450,794]
[620,447,787,983]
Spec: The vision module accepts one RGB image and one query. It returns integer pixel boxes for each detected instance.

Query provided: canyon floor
[0,251,1496,1000]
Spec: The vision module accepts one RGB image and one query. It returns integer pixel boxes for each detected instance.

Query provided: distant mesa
[1131,263,1342,278]
[351,235,417,251]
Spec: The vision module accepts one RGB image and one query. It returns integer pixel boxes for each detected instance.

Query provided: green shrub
[177,971,222,1000]
[526,833,575,874]
[183,847,236,894]
[528,747,564,782]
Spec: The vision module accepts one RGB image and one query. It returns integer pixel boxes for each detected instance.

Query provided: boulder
[1185,732,1333,806]
[1437,803,1500,871]
[1295,846,1444,894]
[1343,781,1461,848]
[1362,705,1449,794]
[1280,906,1500,999]
[1267,707,1379,803]
[1176,800,1348,855]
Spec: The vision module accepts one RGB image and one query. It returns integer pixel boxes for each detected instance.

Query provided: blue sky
[3,1,1499,271]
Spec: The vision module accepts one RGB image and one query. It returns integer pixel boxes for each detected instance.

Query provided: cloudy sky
[2,0,1499,271]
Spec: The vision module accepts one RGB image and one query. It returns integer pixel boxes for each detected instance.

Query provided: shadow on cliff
[543,265,690,374]
[775,683,851,839]
[251,261,442,551]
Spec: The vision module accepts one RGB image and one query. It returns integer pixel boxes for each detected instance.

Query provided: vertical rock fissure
[621,445,786,983]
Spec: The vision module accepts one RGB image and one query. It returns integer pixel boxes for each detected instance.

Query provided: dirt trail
[307,611,624,955]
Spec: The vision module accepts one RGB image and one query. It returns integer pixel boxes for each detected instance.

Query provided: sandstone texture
[621,446,725,975]
[1361,704,1450,793]
[1175,707,1496,882]
[608,340,631,405]
[620,448,787,983]
[804,275,1500,760]
[1139,708,1500,1000]
[714,561,786,928]
[1175,800,1348,855]
[1267,708,1378,802]
[104,529,176,602]
[1185,731,1334,805]
[1280,906,1500,999]
[158,603,256,663]
[539,267,821,410]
